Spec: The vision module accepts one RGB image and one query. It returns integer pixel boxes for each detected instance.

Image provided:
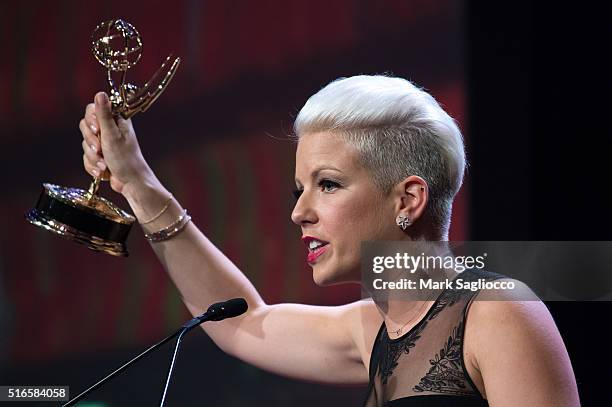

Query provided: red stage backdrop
[0,0,466,364]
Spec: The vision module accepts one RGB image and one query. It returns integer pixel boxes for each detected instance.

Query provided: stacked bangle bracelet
[144,209,191,242]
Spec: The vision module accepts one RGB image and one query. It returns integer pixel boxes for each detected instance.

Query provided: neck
[369,243,458,336]
[374,295,436,338]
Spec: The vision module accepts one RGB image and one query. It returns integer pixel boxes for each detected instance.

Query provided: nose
[291,191,318,226]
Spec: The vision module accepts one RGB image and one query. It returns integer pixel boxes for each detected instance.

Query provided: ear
[393,175,428,223]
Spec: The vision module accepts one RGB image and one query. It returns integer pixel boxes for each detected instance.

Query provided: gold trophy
[25,19,180,256]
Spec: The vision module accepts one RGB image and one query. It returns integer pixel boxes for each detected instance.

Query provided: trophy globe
[25,19,180,256]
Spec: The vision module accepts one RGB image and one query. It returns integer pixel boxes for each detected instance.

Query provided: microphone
[183,297,248,330]
[206,297,249,320]
[63,298,248,407]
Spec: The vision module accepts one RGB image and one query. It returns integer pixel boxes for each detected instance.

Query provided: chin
[312,269,335,286]
[312,264,360,286]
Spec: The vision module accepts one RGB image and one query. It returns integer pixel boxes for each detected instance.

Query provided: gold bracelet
[144,209,191,242]
[139,194,174,225]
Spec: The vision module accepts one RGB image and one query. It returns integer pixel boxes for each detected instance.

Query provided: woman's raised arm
[78,92,379,385]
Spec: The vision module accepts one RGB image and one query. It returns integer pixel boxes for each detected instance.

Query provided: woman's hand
[79,92,154,195]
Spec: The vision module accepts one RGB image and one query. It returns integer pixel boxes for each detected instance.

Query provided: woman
[79,75,579,406]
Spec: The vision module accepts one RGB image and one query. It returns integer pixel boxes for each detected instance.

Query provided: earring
[396,214,412,230]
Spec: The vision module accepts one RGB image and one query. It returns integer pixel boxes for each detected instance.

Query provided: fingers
[81,138,106,169]
[81,94,116,181]
[80,114,107,177]
[82,152,111,180]
[83,153,100,178]
[79,118,100,154]
[94,92,120,139]
[85,103,99,134]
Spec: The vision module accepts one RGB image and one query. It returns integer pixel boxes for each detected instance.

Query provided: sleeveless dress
[363,269,505,406]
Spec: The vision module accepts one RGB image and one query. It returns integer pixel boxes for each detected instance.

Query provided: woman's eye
[319,179,339,192]
[292,180,339,200]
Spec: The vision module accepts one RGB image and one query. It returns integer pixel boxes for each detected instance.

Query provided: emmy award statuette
[25,19,180,256]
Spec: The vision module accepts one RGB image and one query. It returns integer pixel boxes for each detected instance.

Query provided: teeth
[309,240,323,250]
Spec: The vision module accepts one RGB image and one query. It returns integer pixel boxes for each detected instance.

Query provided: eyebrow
[295,166,342,186]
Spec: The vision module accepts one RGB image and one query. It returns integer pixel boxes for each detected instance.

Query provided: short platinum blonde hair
[294,75,466,239]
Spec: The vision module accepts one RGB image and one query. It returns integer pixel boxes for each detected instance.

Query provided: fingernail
[90,124,98,133]
[92,168,100,177]
[90,144,97,152]
[96,161,106,171]
[95,93,108,105]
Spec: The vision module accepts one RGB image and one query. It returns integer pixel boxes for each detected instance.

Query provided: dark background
[468,2,610,406]
[0,1,609,405]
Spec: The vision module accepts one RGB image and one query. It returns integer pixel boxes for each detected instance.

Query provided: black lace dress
[363,269,505,406]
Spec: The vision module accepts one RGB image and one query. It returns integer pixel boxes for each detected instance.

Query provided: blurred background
[0,0,608,405]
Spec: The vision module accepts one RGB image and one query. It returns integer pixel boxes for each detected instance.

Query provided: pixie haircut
[294,75,466,239]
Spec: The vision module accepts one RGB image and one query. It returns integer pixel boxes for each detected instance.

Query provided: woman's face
[292,131,403,285]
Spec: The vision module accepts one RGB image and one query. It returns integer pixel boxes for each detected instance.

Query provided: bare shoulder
[467,279,557,345]
[464,279,580,406]
[467,283,563,367]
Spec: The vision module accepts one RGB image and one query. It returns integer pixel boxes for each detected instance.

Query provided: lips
[302,236,330,264]
[307,245,329,263]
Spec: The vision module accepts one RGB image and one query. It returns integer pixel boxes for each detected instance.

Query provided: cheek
[316,195,391,284]
[327,196,388,255]
[324,198,366,240]
[344,196,390,238]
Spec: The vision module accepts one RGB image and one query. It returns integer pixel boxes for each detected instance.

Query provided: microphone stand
[62,298,247,407]
[159,328,188,406]
[62,313,207,407]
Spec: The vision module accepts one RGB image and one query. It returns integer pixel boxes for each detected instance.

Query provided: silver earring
[396,214,412,230]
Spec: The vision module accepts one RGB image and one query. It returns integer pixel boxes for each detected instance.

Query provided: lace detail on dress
[380,319,426,385]
[365,269,506,406]
[379,286,465,385]
[413,320,473,396]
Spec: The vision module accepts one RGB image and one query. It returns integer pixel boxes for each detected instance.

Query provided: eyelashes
[319,179,340,192]
[292,179,341,200]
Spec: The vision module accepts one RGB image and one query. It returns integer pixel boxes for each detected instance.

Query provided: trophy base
[25,183,136,257]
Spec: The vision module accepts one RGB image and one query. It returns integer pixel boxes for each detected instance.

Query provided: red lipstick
[301,236,330,264]
[307,245,329,263]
